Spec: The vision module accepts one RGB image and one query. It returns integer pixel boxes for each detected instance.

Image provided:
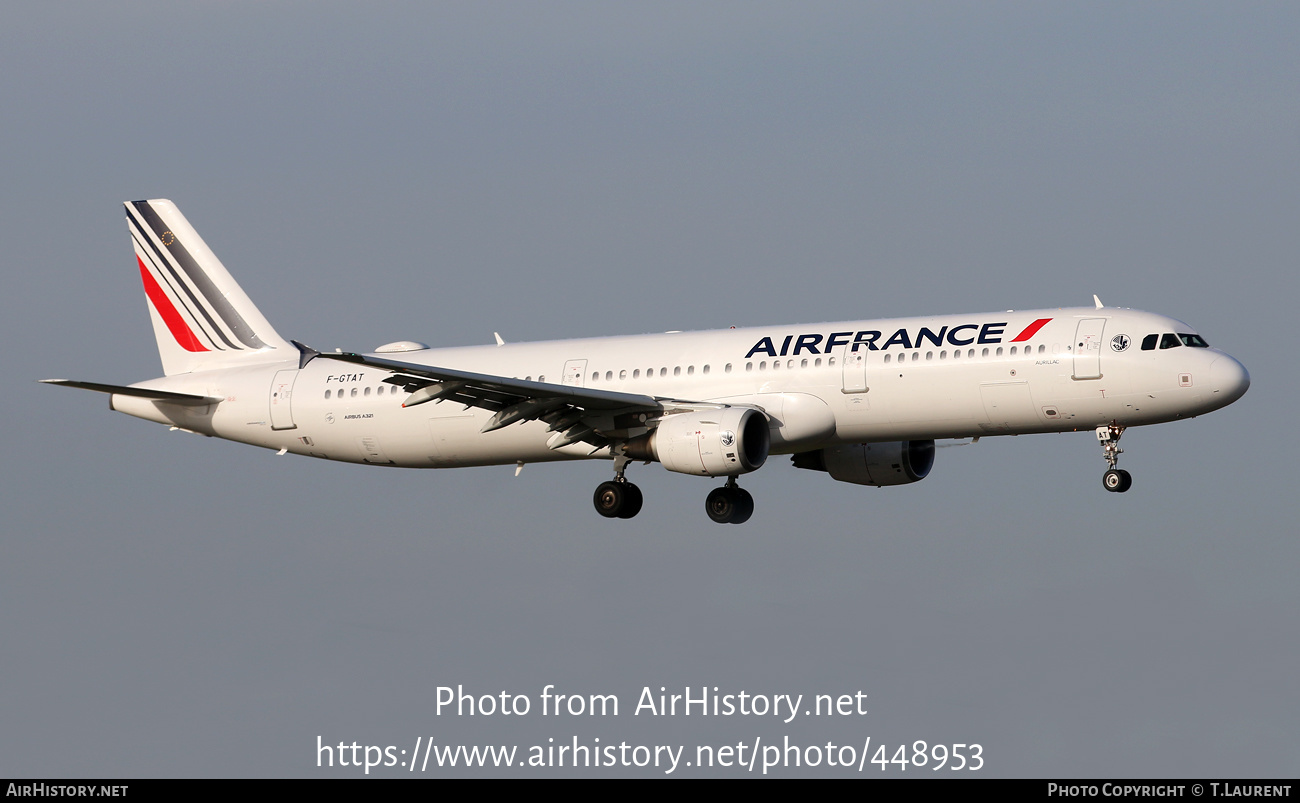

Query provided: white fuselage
[109,306,1250,470]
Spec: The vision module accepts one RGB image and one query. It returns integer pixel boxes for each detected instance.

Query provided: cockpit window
[1141,334,1158,351]
[1178,333,1209,348]
[1159,333,1182,349]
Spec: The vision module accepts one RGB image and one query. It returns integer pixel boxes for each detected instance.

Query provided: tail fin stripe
[122,198,294,377]
[127,205,240,350]
[129,224,233,351]
[136,255,209,353]
[128,202,267,349]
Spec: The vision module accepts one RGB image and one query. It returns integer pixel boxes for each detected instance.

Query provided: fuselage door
[562,359,587,387]
[269,368,298,430]
[1072,318,1106,380]
[841,345,868,394]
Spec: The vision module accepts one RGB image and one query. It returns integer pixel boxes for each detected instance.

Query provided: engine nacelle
[791,440,935,486]
[627,407,770,477]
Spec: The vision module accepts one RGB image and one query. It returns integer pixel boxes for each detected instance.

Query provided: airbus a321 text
[45,200,1251,524]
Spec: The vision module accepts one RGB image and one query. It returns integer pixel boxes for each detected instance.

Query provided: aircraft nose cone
[1210,355,1250,406]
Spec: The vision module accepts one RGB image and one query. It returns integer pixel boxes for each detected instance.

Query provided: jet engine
[791,440,935,486]
[625,407,770,477]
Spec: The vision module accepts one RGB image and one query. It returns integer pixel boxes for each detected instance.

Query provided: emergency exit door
[270,369,298,430]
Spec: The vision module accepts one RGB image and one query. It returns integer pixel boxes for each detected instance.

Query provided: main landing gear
[593,452,643,519]
[593,480,642,519]
[706,477,754,525]
[1097,423,1133,493]
[590,458,757,524]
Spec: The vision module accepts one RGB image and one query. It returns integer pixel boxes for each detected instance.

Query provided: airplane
[43,199,1251,524]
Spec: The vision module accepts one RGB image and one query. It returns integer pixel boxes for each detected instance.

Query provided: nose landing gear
[1097,423,1132,493]
[706,477,754,524]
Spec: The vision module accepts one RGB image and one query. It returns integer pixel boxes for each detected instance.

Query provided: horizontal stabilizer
[40,379,220,406]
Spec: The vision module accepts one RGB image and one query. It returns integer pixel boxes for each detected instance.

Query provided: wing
[310,345,725,451]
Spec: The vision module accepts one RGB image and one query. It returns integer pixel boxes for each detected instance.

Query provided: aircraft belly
[879,368,978,426]
[978,382,1037,433]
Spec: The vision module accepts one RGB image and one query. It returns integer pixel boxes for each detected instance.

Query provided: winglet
[1093,294,1104,309]
[494,332,506,346]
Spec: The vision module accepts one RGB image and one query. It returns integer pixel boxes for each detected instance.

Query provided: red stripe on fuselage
[137,255,208,352]
[1010,317,1052,342]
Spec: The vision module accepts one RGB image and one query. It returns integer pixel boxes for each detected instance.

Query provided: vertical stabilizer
[125,199,293,375]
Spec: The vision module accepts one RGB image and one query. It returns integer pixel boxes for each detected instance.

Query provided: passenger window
[996,347,1003,356]
[800,359,808,368]
[350,387,358,398]
[687,366,694,375]
[592,372,599,382]
[619,370,626,380]
[703,365,710,374]
[1142,334,1158,350]
[1010,346,1017,355]
[815,358,822,367]
[324,389,331,399]
[745,362,753,372]
[884,354,891,364]
[364,386,371,397]
[674,366,681,376]
[725,363,733,373]
[982,348,989,357]
[772,361,780,371]
[660,368,667,377]
[1160,333,1181,349]
[828,357,836,366]
[606,371,613,380]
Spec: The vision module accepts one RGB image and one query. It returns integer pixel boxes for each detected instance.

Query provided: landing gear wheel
[1102,468,1132,493]
[706,485,755,524]
[706,487,737,524]
[731,488,754,524]
[595,478,631,517]
[593,480,643,519]
[617,483,643,519]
